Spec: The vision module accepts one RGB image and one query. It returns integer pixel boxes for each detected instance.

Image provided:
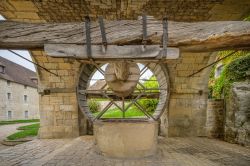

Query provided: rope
[162,17,168,59]
[8,50,58,76]
[188,51,238,77]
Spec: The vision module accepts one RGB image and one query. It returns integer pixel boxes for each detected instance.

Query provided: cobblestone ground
[0,136,249,166]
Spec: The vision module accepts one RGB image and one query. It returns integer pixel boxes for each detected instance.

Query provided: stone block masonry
[31,50,83,138]
[0,79,39,120]
[225,82,250,146]
[206,99,224,138]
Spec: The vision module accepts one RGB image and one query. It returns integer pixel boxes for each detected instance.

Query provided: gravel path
[0,122,38,151]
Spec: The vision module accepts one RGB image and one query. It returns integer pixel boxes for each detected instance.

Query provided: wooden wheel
[77,62,169,122]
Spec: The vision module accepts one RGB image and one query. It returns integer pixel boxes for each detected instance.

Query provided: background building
[0,57,39,120]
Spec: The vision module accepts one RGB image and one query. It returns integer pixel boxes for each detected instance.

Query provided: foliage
[143,76,159,91]
[0,119,40,126]
[217,50,249,64]
[208,14,250,98]
[139,76,159,112]
[17,123,39,130]
[212,53,250,98]
[138,99,159,113]
[7,123,40,140]
[88,99,101,113]
[244,15,250,21]
[93,106,149,118]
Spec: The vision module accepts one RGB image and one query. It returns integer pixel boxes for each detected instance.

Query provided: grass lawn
[0,119,40,126]
[7,123,40,140]
[93,107,153,118]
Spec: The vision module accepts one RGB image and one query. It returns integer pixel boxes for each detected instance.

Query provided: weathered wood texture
[0,20,250,51]
[44,44,180,59]
[105,63,140,97]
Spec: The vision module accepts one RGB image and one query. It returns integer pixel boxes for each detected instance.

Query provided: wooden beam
[0,20,250,51]
[44,44,180,59]
[79,90,160,100]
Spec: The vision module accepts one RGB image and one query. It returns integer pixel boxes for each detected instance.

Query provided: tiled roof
[0,56,37,88]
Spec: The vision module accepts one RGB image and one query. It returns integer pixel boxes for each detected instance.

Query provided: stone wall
[166,52,216,137]
[206,99,224,138]
[224,82,250,146]
[31,50,83,138]
[0,78,39,120]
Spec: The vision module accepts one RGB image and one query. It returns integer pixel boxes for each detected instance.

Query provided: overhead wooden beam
[44,44,180,59]
[0,20,250,51]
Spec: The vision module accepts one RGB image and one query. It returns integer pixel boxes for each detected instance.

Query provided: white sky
[0,15,36,71]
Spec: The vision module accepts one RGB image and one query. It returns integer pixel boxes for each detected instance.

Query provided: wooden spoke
[134,101,156,120]
[124,92,145,112]
[94,101,113,120]
[102,92,123,111]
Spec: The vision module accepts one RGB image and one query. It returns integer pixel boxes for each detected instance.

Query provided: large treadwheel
[77,62,169,122]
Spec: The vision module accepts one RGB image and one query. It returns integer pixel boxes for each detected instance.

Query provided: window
[24,111,28,119]
[24,85,27,89]
[215,65,224,78]
[7,80,10,86]
[24,95,28,103]
[7,111,12,119]
[0,65,5,73]
[7,93,11,100]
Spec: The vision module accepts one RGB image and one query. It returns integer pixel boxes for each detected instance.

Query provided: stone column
[31,51,84,138]
[167,52,216,137]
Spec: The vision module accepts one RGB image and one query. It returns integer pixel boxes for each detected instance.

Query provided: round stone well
[93,120,158,158]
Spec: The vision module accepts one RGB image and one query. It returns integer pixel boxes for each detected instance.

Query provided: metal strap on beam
[142,14,147,46]
[162,17,168,59]
[85,16,92,59]
[98,16,107,52]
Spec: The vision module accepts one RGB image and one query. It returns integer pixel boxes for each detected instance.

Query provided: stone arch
[166,52,217,137]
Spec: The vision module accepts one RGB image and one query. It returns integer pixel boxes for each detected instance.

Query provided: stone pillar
[167,52,216,137]
[31,50,85,138]
[206,99,224,138]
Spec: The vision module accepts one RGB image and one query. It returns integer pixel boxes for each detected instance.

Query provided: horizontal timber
[79,90,160,99]
[0,20,249,52]
[45,44,179,59]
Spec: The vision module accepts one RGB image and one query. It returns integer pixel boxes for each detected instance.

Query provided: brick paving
[0,136,249,166]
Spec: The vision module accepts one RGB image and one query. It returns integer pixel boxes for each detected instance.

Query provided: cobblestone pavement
[0,136,249,166]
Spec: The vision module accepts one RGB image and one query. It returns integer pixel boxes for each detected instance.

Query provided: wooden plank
[0,20,250,51]
[44,44,180,59]
[78,90,160,99]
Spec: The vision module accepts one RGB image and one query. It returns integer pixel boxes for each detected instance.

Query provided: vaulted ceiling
[0,0,249,22]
